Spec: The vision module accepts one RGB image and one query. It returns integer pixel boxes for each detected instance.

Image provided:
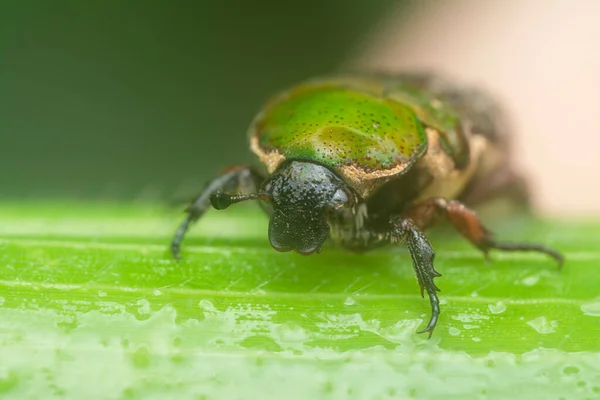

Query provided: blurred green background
[0,0,399,200]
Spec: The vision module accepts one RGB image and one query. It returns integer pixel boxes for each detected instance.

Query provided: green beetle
[171,73,563,337]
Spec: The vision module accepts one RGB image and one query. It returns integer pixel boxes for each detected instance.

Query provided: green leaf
[0,202,599,399]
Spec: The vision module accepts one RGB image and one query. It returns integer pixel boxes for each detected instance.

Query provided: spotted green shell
[249,75,473,195]
[382,73,471,168]
[250,77,427,173]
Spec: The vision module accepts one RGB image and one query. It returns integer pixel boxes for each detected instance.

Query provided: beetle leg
[404,198,564,268]
[390,216,442,338]
[171,165,264,259]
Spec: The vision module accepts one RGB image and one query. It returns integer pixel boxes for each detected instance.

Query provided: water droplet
[153,290,162,296]
[132,346,150,369]
[581,301,600,317]
[527,316,557,334]
[136,299,152,317]
[563,365,579,375]
[98,290,107,298]
[272,322,309,343]
[0,296,5,306]
[344,297,356,306]
[472,337,481,342]
[522,275,540,286]
[488,301,507,314]
[199,299,218,312]
[452,313,489,323]
[448,327,461,336]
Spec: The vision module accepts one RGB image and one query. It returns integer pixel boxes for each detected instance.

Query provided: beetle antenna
[210,192,271,210]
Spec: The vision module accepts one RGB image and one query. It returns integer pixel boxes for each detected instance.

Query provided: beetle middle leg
[171,165,264,259]
[404,198,564,267]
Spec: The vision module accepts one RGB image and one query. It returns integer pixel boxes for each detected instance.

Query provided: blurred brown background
[359,0,600,216]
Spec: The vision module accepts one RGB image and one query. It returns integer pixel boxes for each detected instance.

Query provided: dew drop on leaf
[488,301,507,314]
[580,301,600,317]
[344,297,356,306]
[527,316,557,334]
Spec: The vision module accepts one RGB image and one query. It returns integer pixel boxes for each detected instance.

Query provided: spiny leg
[171,166,264,259]
[390,217,442,338]
[404,198,564,268]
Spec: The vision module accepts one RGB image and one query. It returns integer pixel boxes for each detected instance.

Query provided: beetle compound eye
[330,188,349,209]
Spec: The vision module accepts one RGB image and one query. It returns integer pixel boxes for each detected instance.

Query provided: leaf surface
[0,203,599,399]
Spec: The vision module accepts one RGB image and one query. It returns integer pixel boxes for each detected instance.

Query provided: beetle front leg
[171,166,264,259]
[405,198,564,267]
[390,216,442,338]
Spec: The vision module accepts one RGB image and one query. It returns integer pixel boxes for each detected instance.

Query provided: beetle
[170,73,563,337]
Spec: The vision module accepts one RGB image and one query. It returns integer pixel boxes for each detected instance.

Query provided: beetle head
[211,161,353,255]
[263,161,353,254]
